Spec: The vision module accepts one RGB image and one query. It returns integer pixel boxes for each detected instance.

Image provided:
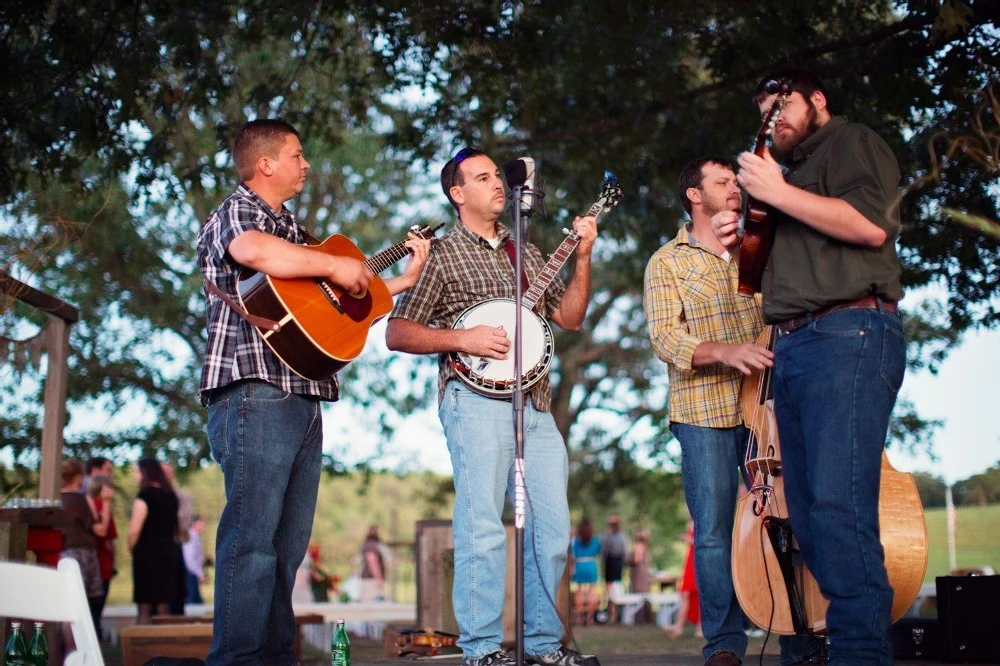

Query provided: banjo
[450,171,623,398]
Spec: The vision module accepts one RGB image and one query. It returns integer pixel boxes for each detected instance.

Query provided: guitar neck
[523,199,604,310]
[365,240,411,275]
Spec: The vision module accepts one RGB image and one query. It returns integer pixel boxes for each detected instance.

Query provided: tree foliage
[2,2,998,503]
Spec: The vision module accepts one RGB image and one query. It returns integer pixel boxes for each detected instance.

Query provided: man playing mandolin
[714,70,906,666]
[197,119,430,666]
[386,147,600,666]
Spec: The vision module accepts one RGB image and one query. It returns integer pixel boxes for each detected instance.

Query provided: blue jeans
[773,308,905,666]
[670,422,749,662]
[205,380,324,666]
[439,381,570,659]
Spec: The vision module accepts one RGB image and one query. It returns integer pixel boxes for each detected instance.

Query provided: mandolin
[736,80,790,297]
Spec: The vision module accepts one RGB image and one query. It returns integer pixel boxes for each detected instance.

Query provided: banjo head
[451,299,553,397]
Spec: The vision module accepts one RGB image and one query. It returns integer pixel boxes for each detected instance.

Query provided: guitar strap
[203,279,282,332]
[503,238,530,292]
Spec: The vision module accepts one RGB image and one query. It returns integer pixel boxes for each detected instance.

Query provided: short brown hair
[232,119,299,181]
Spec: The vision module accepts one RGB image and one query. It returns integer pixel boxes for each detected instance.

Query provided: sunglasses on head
[448,147,484,189]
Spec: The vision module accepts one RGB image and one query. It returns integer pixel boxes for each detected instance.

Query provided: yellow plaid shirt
[643,224,764,427]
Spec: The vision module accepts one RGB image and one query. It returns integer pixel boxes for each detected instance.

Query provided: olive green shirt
[761,116,904,322]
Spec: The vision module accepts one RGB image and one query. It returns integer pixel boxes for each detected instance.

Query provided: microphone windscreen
[503,159,529,188]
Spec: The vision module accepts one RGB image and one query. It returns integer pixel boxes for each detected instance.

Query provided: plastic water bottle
[4,621,28,666]
[27,624,47,666]
[330,619,350,666]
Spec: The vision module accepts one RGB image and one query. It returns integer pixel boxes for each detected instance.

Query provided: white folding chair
[0,558,104,666]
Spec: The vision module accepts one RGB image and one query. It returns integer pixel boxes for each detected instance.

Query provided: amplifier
[935,575,1000,663]
[891,617,938,660]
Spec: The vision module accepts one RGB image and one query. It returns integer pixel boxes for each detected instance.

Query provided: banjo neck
[522,197,606,311]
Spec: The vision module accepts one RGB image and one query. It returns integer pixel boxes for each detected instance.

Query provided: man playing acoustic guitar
[714,70,906,666]
[197,118,429,666]
[385,147,599,666]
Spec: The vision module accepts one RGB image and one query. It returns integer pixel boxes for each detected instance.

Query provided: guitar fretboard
[365,240,412,275]
[523,197,606,311]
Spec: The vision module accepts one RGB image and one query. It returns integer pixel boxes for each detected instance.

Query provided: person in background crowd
[629,528,652,594]
[84,456,113,493]
[127,457,181,624]
[570,517,601,626]
[183,514,208,605]
[86,473,117,636]
[601,514,629,623]
[665,521,701,640]
[360,525,387,603]
[61,459,112,631]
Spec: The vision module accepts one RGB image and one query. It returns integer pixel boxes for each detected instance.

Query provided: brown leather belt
[775,296,898,336]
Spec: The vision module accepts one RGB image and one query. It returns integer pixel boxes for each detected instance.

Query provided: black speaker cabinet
[892,617,939,660]
[935,575,1000,663]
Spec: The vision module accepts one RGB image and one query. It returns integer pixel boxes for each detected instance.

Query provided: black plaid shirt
[389,221,567,410]
[196,184,339,405]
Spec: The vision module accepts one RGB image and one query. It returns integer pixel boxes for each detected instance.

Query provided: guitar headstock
[596,170,624,213]
[757,79,791,150]
[408,223,446,240]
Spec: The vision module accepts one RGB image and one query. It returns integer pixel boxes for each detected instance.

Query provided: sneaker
[526,647,601,666]
[461,651,516,666]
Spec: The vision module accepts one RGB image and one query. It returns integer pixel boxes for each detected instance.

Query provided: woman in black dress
[126,457,180,623]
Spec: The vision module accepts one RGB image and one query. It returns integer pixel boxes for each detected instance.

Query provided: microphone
[503,157,539,216]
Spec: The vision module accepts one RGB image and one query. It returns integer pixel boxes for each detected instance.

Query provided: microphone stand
[509,184,527,666]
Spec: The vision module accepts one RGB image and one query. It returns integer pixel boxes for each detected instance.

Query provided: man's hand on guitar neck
[573,215,598,256]
[385,232,432,296]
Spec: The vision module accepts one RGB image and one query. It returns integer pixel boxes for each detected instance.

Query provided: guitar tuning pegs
[562,228,571,235]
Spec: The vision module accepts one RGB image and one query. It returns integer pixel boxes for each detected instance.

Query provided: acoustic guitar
[236,223,442,380]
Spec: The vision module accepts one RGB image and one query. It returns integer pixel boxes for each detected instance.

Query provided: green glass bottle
[4,621,29,666]
[27,623,47,666]
[330,619,350,666]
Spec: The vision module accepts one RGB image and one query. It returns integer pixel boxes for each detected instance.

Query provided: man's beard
[773,100,821,155]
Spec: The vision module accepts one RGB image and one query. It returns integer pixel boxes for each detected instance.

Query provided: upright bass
[731,326,929,634]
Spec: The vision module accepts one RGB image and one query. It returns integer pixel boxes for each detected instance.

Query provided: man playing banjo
[386,147,599,666]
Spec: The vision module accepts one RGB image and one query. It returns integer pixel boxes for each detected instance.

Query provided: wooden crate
[415,519,570,646]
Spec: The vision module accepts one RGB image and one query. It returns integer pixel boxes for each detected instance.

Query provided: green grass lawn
[922,504,999,580]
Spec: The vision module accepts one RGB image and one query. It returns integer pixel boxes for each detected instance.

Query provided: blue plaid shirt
[196,184,339,405]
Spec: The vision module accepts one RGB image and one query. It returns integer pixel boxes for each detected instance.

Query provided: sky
[333,319,1000,485]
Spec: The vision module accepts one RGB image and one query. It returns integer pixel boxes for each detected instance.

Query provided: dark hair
[678,156,735,215]
[440,147,486,214]
[85,456,111,475]
[577,517,594,545]
[753,69,829,109]
[232,119,300,182]
[136,457,173,492]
